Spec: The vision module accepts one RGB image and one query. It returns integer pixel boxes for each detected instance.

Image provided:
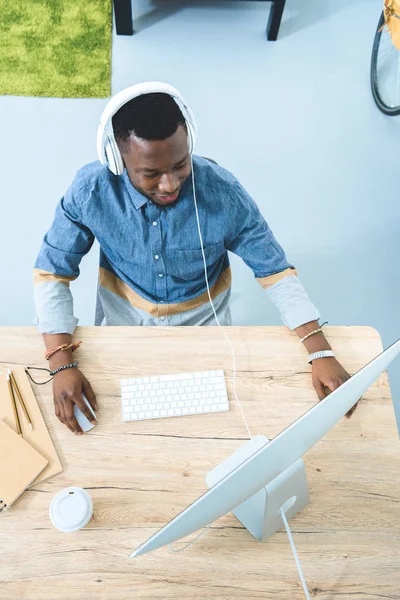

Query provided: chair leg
[266,0,286,41]
[113,0,134,36]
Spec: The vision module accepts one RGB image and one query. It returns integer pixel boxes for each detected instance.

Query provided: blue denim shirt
[33,156,319,332]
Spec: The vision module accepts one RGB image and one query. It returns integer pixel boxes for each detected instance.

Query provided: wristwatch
[308,350,335,364]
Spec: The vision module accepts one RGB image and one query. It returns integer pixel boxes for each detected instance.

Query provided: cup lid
[49,487,93,533]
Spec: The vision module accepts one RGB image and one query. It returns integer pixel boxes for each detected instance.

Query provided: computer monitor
[130,338,400,558]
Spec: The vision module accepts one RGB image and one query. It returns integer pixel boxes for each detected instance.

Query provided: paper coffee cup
[49,487,93,533]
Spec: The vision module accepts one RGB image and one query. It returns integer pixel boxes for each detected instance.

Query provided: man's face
[121,124,192,207]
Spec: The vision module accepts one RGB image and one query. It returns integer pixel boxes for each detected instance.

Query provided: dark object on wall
[112,0,286,41]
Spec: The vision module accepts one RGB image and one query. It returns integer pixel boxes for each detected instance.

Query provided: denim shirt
[33,155,320,332]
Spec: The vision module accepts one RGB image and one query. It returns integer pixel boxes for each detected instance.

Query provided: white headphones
[97,82,198,176]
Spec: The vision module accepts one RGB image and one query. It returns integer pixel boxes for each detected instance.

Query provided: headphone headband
[97,82,198,176]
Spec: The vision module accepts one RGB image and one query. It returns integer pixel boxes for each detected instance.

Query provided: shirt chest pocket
[167,242,225,281]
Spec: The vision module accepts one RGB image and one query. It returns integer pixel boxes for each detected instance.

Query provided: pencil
[6,371,22,436]
[9,370,33,430]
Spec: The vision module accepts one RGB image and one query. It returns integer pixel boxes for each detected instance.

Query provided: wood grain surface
[0,325,399,600]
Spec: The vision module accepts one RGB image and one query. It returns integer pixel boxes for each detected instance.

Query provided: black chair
[112,0,286,41]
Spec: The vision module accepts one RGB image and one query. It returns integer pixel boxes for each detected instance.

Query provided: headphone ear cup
[105,134,124,176]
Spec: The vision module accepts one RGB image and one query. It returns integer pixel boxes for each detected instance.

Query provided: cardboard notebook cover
[0,419,48,509]
[0,366,63,484]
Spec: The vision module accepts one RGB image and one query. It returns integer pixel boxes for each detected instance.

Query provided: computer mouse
[74,394,97,433]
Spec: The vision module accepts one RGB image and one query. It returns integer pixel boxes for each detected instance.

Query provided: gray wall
[1,0,399,422]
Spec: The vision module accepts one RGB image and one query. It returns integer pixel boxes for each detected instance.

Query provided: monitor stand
[206,434,310,541]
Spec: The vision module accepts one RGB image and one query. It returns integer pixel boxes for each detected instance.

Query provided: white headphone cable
[169,159,311,600]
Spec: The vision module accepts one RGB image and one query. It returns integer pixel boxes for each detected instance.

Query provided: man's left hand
[311,357,358,418]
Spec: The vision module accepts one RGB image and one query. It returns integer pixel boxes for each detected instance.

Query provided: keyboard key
[160,373,193,381]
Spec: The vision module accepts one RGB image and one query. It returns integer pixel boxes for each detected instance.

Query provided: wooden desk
[0,326,399,600]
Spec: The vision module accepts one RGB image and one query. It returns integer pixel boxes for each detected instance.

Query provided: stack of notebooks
[0,366,63,512]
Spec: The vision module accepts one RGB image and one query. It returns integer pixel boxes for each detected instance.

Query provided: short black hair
[112,92,186,153]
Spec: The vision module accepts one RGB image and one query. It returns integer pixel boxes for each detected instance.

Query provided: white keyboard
[120,370,230,422]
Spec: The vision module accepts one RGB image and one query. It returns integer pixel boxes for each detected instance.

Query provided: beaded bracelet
[49,363,78,377]
[25,362,79,385]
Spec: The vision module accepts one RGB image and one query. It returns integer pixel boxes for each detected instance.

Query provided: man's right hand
[52,366,97,435]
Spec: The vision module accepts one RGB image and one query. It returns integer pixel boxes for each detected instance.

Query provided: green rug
[0,0,112,98]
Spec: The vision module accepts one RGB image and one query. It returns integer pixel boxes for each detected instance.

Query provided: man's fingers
[63,399,84,435]
[313,379,328,402]
[56,402,76,434]
[346,400,359,418]
[325,380,341,393]
[82,378,98,411]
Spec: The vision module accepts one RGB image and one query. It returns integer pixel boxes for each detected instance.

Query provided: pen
[9,370,33,431]
[6,371,22,436]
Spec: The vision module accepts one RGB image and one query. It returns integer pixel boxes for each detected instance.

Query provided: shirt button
[160,316,165,321]
[158,273,164,278]
[154,255,159,260]
[152,221,158,227]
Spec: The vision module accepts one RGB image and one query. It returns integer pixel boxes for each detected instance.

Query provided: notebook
[0,366,63,484]
[0,419,48,510]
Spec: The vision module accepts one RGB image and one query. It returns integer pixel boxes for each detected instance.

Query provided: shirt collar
[122,170,149,210]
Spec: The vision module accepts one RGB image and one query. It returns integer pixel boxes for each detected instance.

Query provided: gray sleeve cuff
[33,281,78,334]
[265,275,321,330]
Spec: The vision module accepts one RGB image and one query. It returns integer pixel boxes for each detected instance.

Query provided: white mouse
[74,394,97,433]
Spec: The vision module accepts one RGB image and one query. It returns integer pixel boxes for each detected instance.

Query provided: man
[34,86,356,435]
